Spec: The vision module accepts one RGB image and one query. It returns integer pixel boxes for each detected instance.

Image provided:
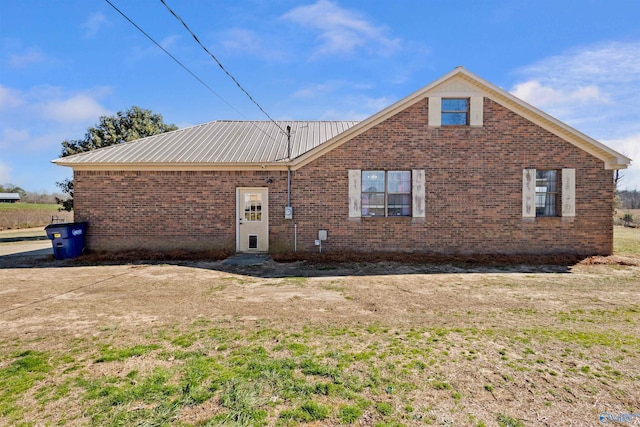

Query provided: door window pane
[244,193,262,221]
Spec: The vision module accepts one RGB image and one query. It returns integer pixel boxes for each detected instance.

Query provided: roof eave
[52,161,291,171]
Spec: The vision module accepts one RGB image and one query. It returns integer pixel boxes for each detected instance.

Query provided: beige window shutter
[470,96,483,126]
[562,168,576,217]
[428,97,441,127]
[412,169,425,217]
[522,168,536,218]
[348,169,361,217]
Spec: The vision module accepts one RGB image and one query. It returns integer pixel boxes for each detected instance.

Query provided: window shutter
[522,168,536,218]
[348,169,361,217]
[470,96,483,126]
[562,168,575,217]
[428,97,441,127]
[412,169,425,218]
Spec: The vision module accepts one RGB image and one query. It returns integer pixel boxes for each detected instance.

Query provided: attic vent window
[441,98,469,125]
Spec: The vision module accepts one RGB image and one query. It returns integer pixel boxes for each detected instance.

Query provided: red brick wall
[74,98,614,255]
[74,170,290,251]
[289,98,613,256]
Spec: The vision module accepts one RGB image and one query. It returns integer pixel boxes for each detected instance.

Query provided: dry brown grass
[0,203,72,230]
[77,248,233,263]
[0,258,638,426]
[272,250,587,266]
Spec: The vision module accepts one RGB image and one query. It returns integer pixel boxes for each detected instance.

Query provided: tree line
[618,190,640,209]
[0,184,65,204]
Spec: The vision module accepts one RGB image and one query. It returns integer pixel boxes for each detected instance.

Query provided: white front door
[236,188,269,252]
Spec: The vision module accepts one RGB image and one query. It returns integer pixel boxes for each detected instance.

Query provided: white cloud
[160,35,181,50]
[517,41,640,85]
[82,12,110,38]
[602,133,640,190]
[318,95,395,120]
[220,28,286,61]
[510,41,640,138]
[292,82,335,99]
[0,128,29,149]
[292,80,353,99]
[129,35,183,62]
[281,0,400,58]
[8,47,44,68]
[0,85,25,109]
[292,80,371,99]
[359,95,395,113]
[41,93,110,123]
[0,162,12,183]
[511,41,640,189]
[0,84,111,155]
[511,80,608,108]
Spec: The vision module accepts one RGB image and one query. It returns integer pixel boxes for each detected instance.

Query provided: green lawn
[0,203,61,211]
[614,225,640,254]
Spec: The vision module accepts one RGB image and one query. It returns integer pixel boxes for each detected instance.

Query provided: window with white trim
[361,170,411,217]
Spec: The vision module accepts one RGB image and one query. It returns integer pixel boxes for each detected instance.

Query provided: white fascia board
[58,162,290,171]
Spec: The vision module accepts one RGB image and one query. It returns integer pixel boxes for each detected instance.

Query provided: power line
[104,0,283,147]
[158,0,287,136]
[105,0,233,114]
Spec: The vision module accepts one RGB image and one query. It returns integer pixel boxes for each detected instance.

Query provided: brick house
[53,67,630,257]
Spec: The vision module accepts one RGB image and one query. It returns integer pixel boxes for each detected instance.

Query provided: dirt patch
[0,258,639,426]
[580,255,640,266]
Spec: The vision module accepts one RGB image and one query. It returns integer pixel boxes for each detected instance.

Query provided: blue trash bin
[45,222,87,260]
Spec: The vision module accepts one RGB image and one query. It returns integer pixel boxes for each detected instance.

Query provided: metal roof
[0,193,21,200]
[53,120,359,166]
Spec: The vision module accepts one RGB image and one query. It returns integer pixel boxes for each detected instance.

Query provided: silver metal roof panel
[54,121,359,165]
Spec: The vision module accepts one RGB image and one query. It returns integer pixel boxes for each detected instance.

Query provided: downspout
[287,125,292,206]
[287,125,295,252]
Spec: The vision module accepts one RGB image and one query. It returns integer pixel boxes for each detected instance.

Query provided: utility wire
[105,0,235,116]
[104,0,285,148]
[159,0,287,136]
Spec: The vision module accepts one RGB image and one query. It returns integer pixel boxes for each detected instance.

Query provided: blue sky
[1,0,639,193]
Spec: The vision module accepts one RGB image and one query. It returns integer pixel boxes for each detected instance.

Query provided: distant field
[0,203,73,230]
[614,225,640,254]
[615,208,640,226]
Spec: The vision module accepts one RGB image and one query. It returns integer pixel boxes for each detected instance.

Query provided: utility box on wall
[318,230,327,241]
[284,206,293,219]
